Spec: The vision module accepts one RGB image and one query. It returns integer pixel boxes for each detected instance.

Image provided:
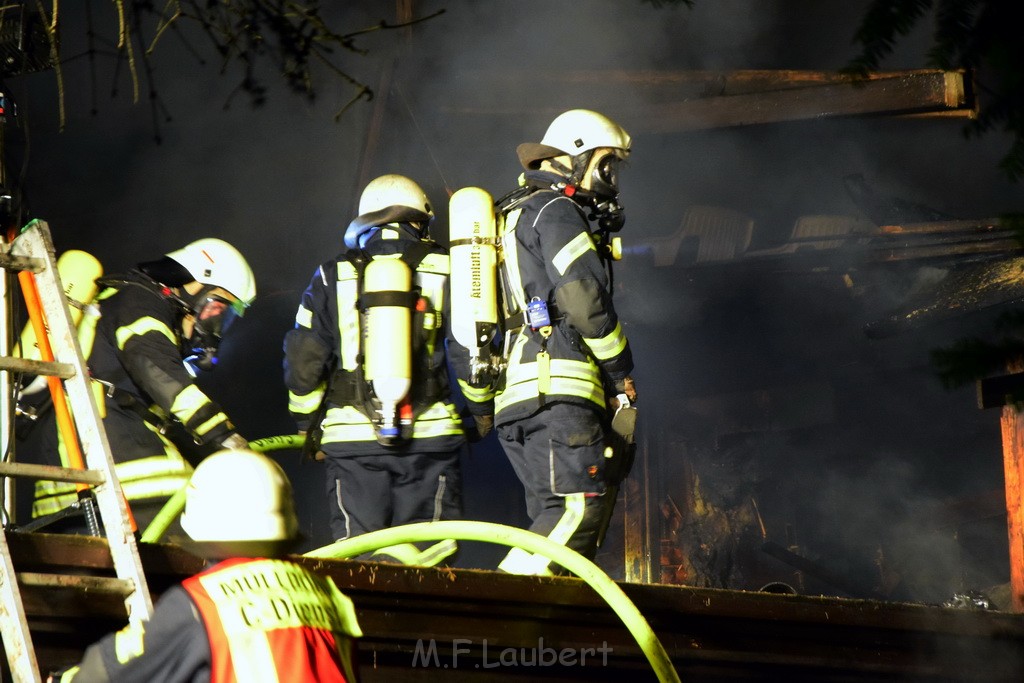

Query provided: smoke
[2,1,1019,596]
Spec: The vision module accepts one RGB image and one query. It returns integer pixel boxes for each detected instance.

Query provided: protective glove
[613,376,637,404]
[610,376,638,441]
[605,378,638,486]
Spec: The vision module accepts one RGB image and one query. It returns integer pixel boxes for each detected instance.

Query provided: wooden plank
[439,69,976,133]
[877,219,1004,235]
[868,237,1023,262]
[0,251,44,273]
[1000,402,1024,612]
[635,71,972,133]
[450,68,966,99]
[0,356,75,378]
[0,462,105,485]
[623,440,652,584]
[15,572,134,596]
[3,532,204,579]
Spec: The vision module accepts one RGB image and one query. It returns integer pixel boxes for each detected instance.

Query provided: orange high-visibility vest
[182,557,361,683]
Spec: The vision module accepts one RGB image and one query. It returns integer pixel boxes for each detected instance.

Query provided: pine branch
[847,0,1024,183]
[35,1,442,126]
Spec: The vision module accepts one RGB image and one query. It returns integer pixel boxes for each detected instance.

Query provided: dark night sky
[3,1,1021,594]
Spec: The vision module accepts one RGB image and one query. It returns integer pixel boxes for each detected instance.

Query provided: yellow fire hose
[305,522,681,683]
[140,435,681,682]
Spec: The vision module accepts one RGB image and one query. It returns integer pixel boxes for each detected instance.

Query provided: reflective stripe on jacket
[84,276,237,444]
[32,453,191,518]
[493,189,633,423]
[32,404,192,518]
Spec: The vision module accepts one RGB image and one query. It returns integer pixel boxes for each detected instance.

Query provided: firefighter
[458,109,639,575]
[48,448,363,682]
[31,238,254,535]
[283,174,464,566]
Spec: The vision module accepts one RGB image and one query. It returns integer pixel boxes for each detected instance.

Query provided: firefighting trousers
[496,402,612,563]
[324,449,463,553]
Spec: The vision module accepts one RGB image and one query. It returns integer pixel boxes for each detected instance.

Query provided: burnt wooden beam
[623,438,655,584]
[999,360,1024,612]
[637,71,974,133]
[868,237,1023,263]
[440,69,976,133]
[874,219,1004,235]
[866,219,1021,263]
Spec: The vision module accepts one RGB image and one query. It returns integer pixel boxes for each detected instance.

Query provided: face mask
[183,295,241,372]
[586,153,627,232]
[590,154,622,199]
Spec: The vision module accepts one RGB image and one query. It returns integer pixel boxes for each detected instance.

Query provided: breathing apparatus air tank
[448,187,499,383]
[362,256,413,444]
[17,249,103,396]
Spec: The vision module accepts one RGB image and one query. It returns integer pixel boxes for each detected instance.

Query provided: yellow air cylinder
[363,257,412,441]
[17,249,103,396]
[449,187,498,378]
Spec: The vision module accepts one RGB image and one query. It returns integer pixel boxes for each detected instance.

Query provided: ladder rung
[0,251,45,274]
[16,572,136,598]
[0,355,76,379]
[0,462,106,485]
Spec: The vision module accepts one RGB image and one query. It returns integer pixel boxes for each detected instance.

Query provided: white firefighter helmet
[517,109,632,170]
[165,238,256,310]
[345,174,435,249]
[179,448,300,558]
[358,174,433,217]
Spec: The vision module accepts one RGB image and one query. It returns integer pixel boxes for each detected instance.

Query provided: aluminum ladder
[0,220,153,682]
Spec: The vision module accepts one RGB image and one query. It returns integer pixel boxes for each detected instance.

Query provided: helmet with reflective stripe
[180,448,300,558]
[165,238,256,311]
[345,174,435,249]
[517,109,631,170]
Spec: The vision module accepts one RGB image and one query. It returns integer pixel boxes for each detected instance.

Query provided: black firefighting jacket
[283,228,465,455]
[33,272,238,517]
[457,177,633,426]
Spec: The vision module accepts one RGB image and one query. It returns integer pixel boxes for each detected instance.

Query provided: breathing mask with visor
[578,149,628,232]
[180,288,245,373]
